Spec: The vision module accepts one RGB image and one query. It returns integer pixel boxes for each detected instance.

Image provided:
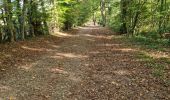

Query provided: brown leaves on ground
[0,26,169,100]
[0,33,69,77]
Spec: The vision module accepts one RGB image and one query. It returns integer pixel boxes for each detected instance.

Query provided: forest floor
[0,26,170,100]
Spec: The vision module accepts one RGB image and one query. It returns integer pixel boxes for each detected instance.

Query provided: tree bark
[100,0,106,27]
[21,0,28,40]
[120,0,127,34]
[41,0,49,35]
[5,0,15,42]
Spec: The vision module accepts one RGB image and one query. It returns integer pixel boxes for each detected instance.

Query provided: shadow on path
[0,26,169,100]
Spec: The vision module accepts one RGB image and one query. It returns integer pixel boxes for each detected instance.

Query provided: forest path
[0,26,169,100]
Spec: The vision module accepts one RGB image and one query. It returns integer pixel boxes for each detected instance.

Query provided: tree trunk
[41,0,49,35]
[28,0,35,37]
[158,0,165,37]
[100,0,106,27]
[93,12,96,26]
[5,0,15,42]
[120,0,127,34]
[21,0,28,40]
[16,0,21,36]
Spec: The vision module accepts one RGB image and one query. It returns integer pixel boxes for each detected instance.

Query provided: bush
[142,31,161,40]
[108,16,121,33]
[129,35,169,50]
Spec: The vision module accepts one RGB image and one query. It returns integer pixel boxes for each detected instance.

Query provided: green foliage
[105,0,170,39]
[49,0,95,30]
[1,0,170,42]
[0,0,97,42]
[128,35,169,50]
[137,52,167,78]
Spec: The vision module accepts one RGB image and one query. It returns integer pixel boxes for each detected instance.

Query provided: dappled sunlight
[0,84,12,92]
[51,31,78,37]
[0,53,12,58]
[49,44,60,49]
[50,68,68,74]
[50,55,64,59]
[21,46,58,52]
[120,48,136,52]
[113,70,130,75]
[49,68,81,82]
[82,34,113,39]
[112,48,137,52]
[142,51,170,59]
[18,62,38,70]
[97,43,122,47]
[55,53,88,59]
[111,81,120,86]
[21,46,45,52]
[79,26,101,30]
[68,72,82,82]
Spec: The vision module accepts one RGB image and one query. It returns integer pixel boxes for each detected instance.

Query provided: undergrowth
[128,35,170,51]
[115,35,170,86]
[137,52,170,86]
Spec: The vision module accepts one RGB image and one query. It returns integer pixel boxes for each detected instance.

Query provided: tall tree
[4,0,15,42]
[120,0,128,34]
[21,0,28,40]
[100,0,106,27]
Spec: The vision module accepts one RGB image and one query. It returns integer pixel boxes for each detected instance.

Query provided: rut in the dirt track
[0,26,169,100]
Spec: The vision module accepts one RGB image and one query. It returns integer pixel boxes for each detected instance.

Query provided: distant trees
[0,0,50,42]
[120,0,128,34]
[0,0,93,43]
[100,0,106,27]
[1,0,169,43]
[106,0,170,37]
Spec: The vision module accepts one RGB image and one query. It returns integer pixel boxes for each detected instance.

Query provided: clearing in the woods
[0,26,170,99]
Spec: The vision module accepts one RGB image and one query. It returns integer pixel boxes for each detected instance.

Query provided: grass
[126,35,170,78]
[113,34,170,85]
[127,35,170,51]
[137,52,166,78]
[137,52,170,86]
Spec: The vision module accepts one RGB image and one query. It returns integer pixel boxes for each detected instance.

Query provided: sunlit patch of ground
[98,43,122,47]
[51,31,79,37]
[50,68,68,74]
[18,62,38,70]
[21,45,60,52]
[79,26,101,30]
[82,34,114,39]
[112,48,137,52]
[54,53,88,59]
[143,51,170,59]
[21,46,45,52]
[0,84,11,92]
[113,70,130,75]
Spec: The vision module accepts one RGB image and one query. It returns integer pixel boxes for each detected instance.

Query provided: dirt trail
[0,26,169,100]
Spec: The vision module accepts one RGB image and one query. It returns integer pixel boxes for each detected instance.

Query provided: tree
[4,0,15,42]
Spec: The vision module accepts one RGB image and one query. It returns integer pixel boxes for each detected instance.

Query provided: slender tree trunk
[158,0,165,37]
[16,0,21,36]
[0,8,6,25]
[120,0,127,34]
[130,0,146,35]
[100,0,106,27]
[0,24,2,43]
[93,12,96,26]
[41,0,49,35]
[5,0,15,42]
[28,0,35,37]
[21,0,28,40]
